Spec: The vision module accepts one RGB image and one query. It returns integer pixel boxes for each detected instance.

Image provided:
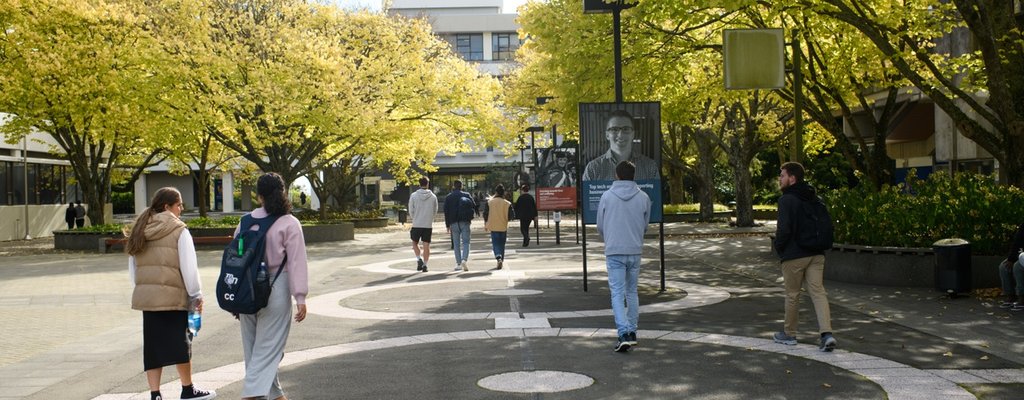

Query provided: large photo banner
[536,146,577,211]
[579,102,662,224]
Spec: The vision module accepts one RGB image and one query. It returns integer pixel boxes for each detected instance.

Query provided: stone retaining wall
[825,244,1001,289]
[54,222,355,251]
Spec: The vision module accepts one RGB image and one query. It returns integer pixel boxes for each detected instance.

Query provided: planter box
[189,227,236,237]
[825,244,1001,289]
[53,230,123,251]
[343,217,388,228]
[303,222,354,242]
[55,222,355,251]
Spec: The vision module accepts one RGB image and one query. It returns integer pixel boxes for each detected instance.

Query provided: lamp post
[22,135,31,240]
[525,126,544,245]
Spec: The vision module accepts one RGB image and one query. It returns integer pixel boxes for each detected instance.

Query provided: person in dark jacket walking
[772,162,836,352]
[513,184,538,247]
[443,180,475,271]
[74,201,86,228]
[64,203,76,230]
[998,223,1024,311]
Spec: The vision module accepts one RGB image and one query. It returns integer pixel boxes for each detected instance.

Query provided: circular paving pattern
[477,370,594,393]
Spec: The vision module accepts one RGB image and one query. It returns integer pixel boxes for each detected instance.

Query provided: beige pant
[781,255,832,336]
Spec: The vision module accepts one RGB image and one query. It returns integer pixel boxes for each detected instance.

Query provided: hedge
[825,172,1024,256]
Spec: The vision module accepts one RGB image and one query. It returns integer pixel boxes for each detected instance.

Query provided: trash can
[397,209,408,225]
[933,238,971,295]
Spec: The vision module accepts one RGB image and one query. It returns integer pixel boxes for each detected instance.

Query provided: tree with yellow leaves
[0,0,177,224]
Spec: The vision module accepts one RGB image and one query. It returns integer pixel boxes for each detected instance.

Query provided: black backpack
[457,195,475,221]
[216,214,286,314]
[796,197,835,251]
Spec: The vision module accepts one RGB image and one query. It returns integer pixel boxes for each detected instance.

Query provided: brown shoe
[496,260,503,270]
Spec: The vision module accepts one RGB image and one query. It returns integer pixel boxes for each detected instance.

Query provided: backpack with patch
[216,214,286,314]
[796,197,834,251]
[457,195,475,221]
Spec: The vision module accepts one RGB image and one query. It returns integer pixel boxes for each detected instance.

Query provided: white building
[387,0,536,198]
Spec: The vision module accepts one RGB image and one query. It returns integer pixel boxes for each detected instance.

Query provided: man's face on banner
[605,116,635,155]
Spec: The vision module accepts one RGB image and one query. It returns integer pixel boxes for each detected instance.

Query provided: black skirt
[142,310,191,371]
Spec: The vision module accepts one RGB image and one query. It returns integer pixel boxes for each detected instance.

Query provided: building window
[0,162,7,205]
[455,33,484,61]
[492,32,519,61]
[36,164,64,204]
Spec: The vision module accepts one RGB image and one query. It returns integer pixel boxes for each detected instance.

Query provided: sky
[329,0,530,13]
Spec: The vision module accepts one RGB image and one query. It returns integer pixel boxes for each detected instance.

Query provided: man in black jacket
[772,162,836,352]
[443,180,475,272]
[514,184,537,247]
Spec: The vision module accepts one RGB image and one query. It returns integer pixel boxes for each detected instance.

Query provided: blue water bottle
[188,312,202,337]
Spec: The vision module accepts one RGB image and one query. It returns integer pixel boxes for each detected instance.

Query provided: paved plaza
[1,220,1023,399]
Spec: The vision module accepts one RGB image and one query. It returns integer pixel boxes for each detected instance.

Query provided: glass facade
[455,33,484,61]
[0,161,71,205]
[492,32,519,61]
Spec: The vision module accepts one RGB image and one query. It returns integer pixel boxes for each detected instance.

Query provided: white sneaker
[454,264,463,271]
[461,261,468,271]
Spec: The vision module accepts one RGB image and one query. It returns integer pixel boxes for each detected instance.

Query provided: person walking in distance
[236,172,310,400]
[483,184,513,270]
[443,180,475,271]
[74,201,86,228]
[513,184,537,247]
[408,177,438,272]
[596,161,651,352]
[64,202,76,230]
[125,187,215,400]
[772,162,837,352]
[997,223,1024,311]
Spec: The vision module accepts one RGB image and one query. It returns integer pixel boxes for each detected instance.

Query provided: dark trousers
[66,220,74,230]
[520,218,532,245]
[75,218,84,228]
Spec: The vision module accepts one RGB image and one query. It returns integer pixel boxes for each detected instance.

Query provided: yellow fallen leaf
[981,343,990,348]
[942,351,953,357]
[822,383,832,388]
[786,369,792,374]
[980,356,989,360]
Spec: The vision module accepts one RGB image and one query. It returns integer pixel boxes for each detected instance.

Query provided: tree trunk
[695,130,717,222]
[730,154,756,227]
[194,170,210,218]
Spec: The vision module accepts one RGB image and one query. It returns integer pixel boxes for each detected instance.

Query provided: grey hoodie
[596,180,651,255]
[408,188,438,229]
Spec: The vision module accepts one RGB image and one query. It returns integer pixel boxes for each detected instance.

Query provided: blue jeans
[490,231,507,260]
[450,221,471,264]
[606,254,641,337]
[999,260,1024,297]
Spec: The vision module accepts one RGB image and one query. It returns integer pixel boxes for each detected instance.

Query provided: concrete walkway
[1,220,1022,399]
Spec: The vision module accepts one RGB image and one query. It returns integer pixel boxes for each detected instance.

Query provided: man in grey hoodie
[596,161,651,352]
[408,177,438,272]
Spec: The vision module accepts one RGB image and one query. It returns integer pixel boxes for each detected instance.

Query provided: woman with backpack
[483,184,514,270]
[125,187,215,400]
[236,172,309,400]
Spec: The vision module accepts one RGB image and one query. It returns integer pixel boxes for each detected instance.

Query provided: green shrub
[78,223,124,233]
[826,171,1024,255]
[663,203,729,213]
[185,216,243,228]
[292,208,383,222]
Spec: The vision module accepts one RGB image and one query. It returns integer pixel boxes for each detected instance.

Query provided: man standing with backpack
[444,180,475,272]
[772,162,837,352]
